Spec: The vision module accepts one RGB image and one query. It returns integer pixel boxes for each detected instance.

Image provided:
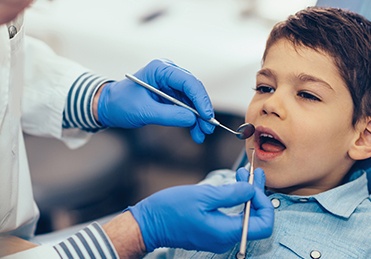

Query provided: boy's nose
[260,91,287,119]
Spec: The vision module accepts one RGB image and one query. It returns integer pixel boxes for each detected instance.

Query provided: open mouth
[258,132,286,153]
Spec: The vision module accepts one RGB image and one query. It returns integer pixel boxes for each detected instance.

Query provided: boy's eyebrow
[257,68,334,91]
[256,68,275,78]
[297,73,334,91]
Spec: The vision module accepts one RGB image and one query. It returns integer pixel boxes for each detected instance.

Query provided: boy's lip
[253,126,286,161]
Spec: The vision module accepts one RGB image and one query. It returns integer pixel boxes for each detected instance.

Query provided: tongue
[261,140,285,152]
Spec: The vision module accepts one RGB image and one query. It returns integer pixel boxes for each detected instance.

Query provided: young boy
[164,6,371,258]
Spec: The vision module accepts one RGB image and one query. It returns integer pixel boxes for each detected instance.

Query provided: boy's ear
[349,118,371,160]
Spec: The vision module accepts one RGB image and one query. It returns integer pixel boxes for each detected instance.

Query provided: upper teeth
[260,133,274,138]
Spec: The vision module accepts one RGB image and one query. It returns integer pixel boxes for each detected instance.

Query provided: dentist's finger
[236,167,266,192]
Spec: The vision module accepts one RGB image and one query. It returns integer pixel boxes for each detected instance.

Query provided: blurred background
[23,0,363,235]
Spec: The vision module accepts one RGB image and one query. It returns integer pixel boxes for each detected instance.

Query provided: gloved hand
[128,177,274,253]
[236,167,274,239]
[97,59,215,143]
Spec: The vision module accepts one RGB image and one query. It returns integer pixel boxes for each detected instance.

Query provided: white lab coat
[0,13,91,257]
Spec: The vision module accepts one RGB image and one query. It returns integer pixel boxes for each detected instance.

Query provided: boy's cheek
[245,106,258,124]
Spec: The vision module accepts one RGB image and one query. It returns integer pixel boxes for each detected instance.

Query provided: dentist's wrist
[103,211,147,258]
[93,83,107,123]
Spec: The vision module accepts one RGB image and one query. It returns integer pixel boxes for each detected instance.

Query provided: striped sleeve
[62,72,113,132]
[53,222,119,259]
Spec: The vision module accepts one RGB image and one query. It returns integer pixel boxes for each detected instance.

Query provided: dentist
[0,1,274,258]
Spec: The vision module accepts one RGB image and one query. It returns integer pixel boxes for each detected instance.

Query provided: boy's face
[245,39,357,195]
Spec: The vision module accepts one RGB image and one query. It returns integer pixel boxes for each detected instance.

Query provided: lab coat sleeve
[22,36,94,148]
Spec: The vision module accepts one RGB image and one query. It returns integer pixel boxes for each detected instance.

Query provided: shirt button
[299,198,309,202]
[8,25,17,39]
[310,250,321,259]
[271,198,281,208]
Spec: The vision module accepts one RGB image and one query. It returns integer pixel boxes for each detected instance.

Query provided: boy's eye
[254,85,275,93]
[297,91,321,101]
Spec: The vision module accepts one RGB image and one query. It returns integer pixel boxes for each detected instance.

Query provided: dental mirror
[217,122,255,140]
[125,74,255,140]
[236,123,255,139]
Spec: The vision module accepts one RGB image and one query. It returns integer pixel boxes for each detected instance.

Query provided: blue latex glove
[97,59,215,143]
[236,166,274,235]
[236,167,267,190]
[128,180,274,253]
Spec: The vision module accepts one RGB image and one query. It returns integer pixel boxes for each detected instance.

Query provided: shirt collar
[314,171,369,218]
[266,170,369,219]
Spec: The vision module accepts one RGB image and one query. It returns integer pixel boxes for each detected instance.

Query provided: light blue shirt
[166,168,371,258]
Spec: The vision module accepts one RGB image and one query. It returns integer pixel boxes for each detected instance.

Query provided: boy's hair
[262,7,371,125]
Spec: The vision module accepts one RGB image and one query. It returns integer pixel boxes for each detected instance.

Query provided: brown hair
[263,7,371,125]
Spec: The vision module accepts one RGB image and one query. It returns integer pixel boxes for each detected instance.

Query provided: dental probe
[236,149,255,259]
[125,73,255,139]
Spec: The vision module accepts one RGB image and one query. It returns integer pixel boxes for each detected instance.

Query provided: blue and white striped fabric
[53,222,118,258]
[62,72,113,132]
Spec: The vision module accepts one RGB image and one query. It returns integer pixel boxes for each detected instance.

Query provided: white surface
[25,0,316,116]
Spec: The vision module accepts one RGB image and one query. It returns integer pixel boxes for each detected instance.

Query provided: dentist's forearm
[0,236,37,257]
